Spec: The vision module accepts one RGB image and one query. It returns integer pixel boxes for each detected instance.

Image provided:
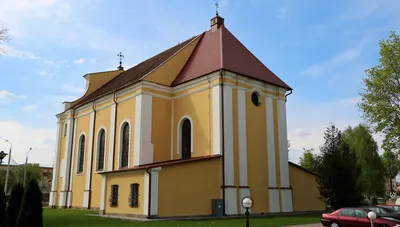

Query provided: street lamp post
[0,150,7,165]
[4,140,12,194]
[368,211,377,227]
[23,148,33,187]
[241,196,254,227]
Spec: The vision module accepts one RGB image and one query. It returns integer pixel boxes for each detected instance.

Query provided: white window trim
[76,132,86,175]
[118,119,131,169]
[176,115,194,158]
[95,126,107,172]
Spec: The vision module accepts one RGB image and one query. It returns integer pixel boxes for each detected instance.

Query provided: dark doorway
[181,119,191,160]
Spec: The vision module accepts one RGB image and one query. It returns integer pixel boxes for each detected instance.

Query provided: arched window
[96,129,106,171]
[120,123,130,168]
[77,135,85,173]
[181,118,192,160]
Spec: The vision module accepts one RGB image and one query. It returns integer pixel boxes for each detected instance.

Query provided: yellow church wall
[245,90,269,214]
[157,157,221,217]
[289,164,325,211]
[151,97,172,162]
[71,114,90,207]
[144,36,201,86]
[105,171,146,215]
[90,105,112,209]
[114,97,136,169]
[172,88,211,159]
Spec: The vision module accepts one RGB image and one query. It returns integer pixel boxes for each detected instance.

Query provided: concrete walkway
[285,224,322,227]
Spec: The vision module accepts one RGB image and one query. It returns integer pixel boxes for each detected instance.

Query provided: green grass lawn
[43,208,321,227]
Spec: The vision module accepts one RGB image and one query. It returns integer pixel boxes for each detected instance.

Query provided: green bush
[16,179,43,227]
[4,183,24,227]
[0,184,6,226]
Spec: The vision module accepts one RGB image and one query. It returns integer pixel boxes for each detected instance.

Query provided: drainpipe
[284,90,293,102]
[65,109,76,208]
[146,168,152,219]
[88,101,97,209]
[219,69,226,216]
[112,92,118,170]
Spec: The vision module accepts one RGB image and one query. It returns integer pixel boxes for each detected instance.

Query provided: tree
[0,165,42,193]
[317,123,363,210]
[0,184,6,227]
[342,124,386,200]
[299,148,320,172]
[16,179,43,227]
[382,150,400,193]
[0,21,11,54]
[358,31,400,154]
[4,183,24,227]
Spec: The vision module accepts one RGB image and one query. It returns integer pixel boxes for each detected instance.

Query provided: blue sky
[0,0,399,167]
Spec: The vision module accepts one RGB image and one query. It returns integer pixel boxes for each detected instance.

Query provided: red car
[379,204,400,212]
[321,207,400,227]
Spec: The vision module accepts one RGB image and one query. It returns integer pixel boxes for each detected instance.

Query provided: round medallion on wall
[251,91,261,106]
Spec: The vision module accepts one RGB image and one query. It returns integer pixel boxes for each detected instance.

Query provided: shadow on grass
[44,209,320,227]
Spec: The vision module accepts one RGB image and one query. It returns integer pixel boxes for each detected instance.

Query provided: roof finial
[117,51,124,70]
[215,1,219,16]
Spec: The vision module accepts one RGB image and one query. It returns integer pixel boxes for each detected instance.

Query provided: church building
[49,13,325,218]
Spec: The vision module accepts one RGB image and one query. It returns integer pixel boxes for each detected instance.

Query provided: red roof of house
[172,16,291,90]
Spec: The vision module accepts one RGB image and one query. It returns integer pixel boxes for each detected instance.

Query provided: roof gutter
[88,101,97,209]
[112,92,118,171]
[219,69,226,216]
[65,109,76,208]
[284,89,293,102]
[146,168,152,219]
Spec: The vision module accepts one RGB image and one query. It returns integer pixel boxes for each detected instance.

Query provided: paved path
[285,224,322,227]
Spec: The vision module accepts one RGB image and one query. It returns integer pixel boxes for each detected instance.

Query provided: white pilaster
[212,85,222,155]
[49,121,62,207]
[59,115,74,207]
[223,85,237,215]
[84,111,95,208]
[67,119,77,207]
[237,88,250,214]
[100,174,107,212]
[143,167,161,216]
[266,96,280,212]
[108,103,116,171]
[134,94,154,166]
[278,98,293,212]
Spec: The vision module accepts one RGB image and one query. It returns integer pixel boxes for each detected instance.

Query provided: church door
[181,119,191,160]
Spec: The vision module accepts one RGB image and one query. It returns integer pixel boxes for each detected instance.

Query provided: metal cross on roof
[117,52,124,67]
[215,1,219,16]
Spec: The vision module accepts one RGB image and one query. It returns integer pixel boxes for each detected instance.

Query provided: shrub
[16,179,43,227]
[4,183,24,227]
[0,185,6,226]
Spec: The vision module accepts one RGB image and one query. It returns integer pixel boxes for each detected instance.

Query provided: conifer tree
[317,123,364,210]
[16,179,43,227]
[4,183,24,227]
[0,184,6,227]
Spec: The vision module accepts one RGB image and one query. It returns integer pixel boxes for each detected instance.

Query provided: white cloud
[61,84,85,94]
[0,45,40,59]
[37,70,55,79]
[277,5,290,20]
[0,90,26,103]
[20,104,38,111]
[0,121,55,167]
[74,58,85,64]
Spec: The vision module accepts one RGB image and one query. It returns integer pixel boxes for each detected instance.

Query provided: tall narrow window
[129,183,139,207]
[96,129,106,171]
[120,123,130,168]
[63,123,68,137]
[181,118,191,160]
[77,135,85,173]
[110,184,119,207]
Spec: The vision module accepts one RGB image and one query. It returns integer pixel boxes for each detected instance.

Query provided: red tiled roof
[71,35,199,108]
[172,20,292,90]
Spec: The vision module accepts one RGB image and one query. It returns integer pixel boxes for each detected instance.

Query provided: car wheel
[329,222,339,227]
